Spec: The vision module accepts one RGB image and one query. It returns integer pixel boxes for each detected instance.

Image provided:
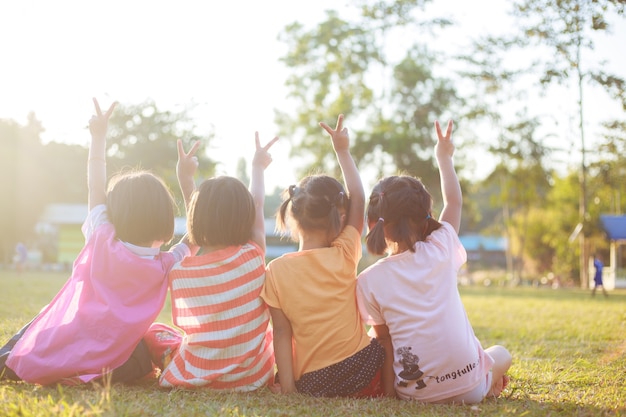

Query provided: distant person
[0,98,198,385]
[13,242,28,274]
[592,254,608,298]
[261,115,386,397]
[145,133,278,391]
[356,120,512,403]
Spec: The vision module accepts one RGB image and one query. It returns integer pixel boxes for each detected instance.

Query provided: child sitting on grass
[0,98,198,385]
[356,120,511,403]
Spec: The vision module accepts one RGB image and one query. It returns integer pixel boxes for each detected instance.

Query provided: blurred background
[1,0,624,289]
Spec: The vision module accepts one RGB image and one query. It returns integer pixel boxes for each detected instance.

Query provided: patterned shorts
[295,338,385,397]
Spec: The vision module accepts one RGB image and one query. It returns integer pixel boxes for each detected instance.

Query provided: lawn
[1,270,624,417]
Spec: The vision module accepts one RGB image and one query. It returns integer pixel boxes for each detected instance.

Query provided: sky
[1,1,625,191]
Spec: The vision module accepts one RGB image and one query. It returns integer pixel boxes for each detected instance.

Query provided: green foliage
[1,271,625,416]
[277,1,462,184]
[278,9,382,177]
[512,0,625,87]
[0,115,87,264]
[0,101,215,264]
[105,100,216,207]
[458,0,626,283]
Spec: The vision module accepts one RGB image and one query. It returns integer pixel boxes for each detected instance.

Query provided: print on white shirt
[397,345,480,391]
[397,346,429,389]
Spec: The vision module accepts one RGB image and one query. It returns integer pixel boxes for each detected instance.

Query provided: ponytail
[366,217,388,255]
[276,185,297,233]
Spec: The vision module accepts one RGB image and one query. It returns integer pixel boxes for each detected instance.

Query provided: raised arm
[176,139,200,210]
[175,139,200,253]
[87,98,117,210]
[319,114,365,234]
[250,133,279,252]
[434,120,462,233]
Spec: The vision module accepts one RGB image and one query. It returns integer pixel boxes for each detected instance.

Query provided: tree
[235,157,250,186]
[595,120,626,214]
[105,100,216,211]
[0,101,216,264]
[480,114,553,282]
[0,113,87,263]
[352,45,462,192]
[276,0,460,192]
[0,118,28,263]
[276,9,382,178]
[508,0,626,287]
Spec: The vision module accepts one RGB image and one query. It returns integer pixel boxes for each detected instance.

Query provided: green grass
[1,270,625,416]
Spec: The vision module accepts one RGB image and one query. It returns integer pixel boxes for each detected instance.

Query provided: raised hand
[89,98,117,140]
[177,139,200,180]
[434,119,461,233]
[253,132,279,170]
[434,120,455,160]
[319,114,349,152]
[176,139,200,209]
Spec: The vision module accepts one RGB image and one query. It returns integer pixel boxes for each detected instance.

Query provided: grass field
[1,270,624,417]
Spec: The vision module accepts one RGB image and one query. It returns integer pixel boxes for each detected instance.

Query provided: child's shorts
[143,323,183,369]
[295,338,385,398]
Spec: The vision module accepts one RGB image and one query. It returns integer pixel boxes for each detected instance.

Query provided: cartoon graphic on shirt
[396,346,428,389]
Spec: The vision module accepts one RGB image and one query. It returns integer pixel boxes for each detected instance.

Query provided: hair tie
[288,185,297,198]
[426,214,431,220]
[331,191,345,208]
[378,217,385,223]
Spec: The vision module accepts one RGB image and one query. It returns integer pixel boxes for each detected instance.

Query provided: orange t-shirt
[261,226,370,379]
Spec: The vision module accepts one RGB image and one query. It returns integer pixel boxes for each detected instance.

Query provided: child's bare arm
[175,139,200,252]
[269,307,297,394]
[434,120,462,233]
[176,139,200,209]
[250,133,279,252]
[87,98,117,210]
[319,114,365,234]
[372,324,398,398]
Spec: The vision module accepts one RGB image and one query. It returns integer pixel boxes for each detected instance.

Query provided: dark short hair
[276,174,347,242]
[188,176,255,247]
[365,175,442,255]
[106,170,176,246]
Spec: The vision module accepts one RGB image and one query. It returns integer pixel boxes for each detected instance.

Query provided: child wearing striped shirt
[145,133,279,391]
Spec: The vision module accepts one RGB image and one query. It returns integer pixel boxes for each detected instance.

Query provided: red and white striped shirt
[159,242,274,391]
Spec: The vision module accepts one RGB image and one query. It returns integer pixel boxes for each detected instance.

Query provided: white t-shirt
[356,222,494,402]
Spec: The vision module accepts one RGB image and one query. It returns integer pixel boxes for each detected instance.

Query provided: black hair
[106,170,176,246]
[276,174,348,243]
[365,175,442,255]
[187,176,255,247]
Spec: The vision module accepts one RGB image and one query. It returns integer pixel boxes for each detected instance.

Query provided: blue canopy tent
[600,215,626,240]
[599,215,626,289]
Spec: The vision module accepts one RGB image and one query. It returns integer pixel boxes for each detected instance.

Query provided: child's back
[261,115,385,397]
[6,201,186,385]
[357,218,491,402]
[263,203,371,379]
[2,99,194,385]
[152,134,278,391]
[356,121,511,403]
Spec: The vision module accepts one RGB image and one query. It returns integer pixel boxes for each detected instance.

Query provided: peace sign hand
[434,120,455,160]
[320,114,349,153]
[89,97,117,140]
[177,139,201,181]
[253,132,279,170]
